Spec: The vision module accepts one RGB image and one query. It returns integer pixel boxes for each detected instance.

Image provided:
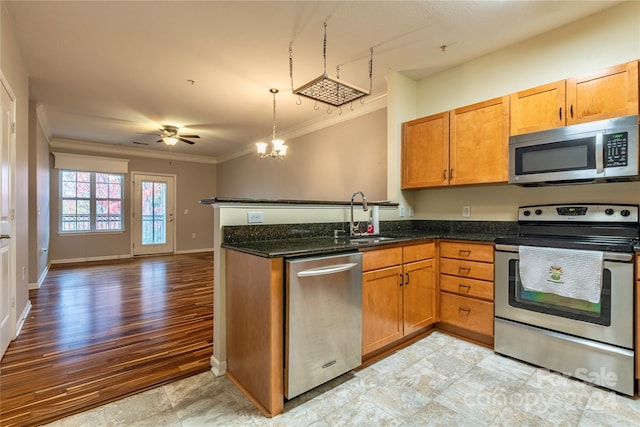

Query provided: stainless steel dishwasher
[285,251,362,399]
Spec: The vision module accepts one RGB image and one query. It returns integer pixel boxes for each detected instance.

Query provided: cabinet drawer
[362,247,403,272]
[403,242,435,263]
[439,258,494,281]
[439,292,494,336]
[440,274,494,301]
[440,241,494,263]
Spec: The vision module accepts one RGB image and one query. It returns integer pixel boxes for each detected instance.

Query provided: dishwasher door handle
[297,262,360,278]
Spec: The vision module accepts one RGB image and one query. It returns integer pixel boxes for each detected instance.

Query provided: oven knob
[523,210,531,216]
[605,208,614,216]
[621,209,631,217]
[535,209,542,215]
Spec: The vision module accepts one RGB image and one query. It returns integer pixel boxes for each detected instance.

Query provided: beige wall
[1,0,31,329]
[49,147,216,263]
[389,1,640,221]
[217,108,387,202]
[28,102,50,286]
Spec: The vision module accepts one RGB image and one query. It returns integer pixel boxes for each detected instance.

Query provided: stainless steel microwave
[509,115,639,186]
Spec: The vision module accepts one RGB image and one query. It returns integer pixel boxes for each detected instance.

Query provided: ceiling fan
[150,125,200,146]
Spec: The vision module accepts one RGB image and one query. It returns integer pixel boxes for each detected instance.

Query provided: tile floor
[45,332,640,426]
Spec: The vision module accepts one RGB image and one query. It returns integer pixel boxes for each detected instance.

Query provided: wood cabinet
[449,97,510,186]
[402,112,449,188]
[510,61,639,135]
[438,241,494,343]
[401,97,509,189]
[225,249,284,417]
[361,242,436,356]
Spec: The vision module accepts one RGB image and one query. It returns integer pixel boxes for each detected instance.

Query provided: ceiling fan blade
[178,134,200,138]
[178,137,196,145]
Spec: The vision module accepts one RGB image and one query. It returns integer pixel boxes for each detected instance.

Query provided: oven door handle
[495,244,633,262]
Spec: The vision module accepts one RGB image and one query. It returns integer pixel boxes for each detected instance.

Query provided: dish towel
[518,246,604,303]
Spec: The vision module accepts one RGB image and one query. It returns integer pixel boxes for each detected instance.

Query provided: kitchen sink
[348,236,398,245]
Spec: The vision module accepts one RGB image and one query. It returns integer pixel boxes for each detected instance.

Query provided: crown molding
[49,138,218,165]
[216,92,388,163]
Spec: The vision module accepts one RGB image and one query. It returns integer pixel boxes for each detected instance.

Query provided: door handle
[297,263,359,277]
[595,132,604,174]
[0,235,10,239]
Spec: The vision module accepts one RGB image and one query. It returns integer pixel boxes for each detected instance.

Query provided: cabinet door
[449,96,509,186]
[566,61,639,125]
[362,266,403,356]
[510,81,565,135]
[403,259,436,335]
[402,112,449,189]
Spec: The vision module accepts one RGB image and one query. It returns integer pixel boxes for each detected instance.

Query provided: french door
[0,77,16,360]
[132,173,175,256]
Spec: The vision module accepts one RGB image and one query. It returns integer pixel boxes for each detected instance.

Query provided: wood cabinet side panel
[225,250,283,415]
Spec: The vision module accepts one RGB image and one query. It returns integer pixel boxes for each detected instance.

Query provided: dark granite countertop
[222,230,510,258]
[200,197,399,207]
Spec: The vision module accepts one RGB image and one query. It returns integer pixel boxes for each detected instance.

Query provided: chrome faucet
[350,191,368,236]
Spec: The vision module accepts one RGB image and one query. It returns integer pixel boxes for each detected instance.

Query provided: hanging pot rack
[290,21,373,108]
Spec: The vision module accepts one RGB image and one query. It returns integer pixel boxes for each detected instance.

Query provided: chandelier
[290,22,373,108]
[256,88,287,159]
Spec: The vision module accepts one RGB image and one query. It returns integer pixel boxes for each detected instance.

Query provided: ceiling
[5,1,621,162]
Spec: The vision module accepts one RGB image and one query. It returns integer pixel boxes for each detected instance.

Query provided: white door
[0,78,16,359]
[132,173,175,256]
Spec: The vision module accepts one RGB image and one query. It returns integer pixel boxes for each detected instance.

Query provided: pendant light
[256,88,287,159]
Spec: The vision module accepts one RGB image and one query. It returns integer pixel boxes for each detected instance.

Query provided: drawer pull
[458,307,471,314]
[458,249,471,256]
[458,267,471,274]
[458,283,471,290]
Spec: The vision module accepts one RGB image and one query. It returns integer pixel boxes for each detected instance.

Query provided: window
[60,170,124,232]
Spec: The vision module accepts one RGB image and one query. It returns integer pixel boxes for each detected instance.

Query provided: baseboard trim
[175,248,214,255]
[210,355,227,377]
[15,300,32,337]
[29,263,51,290]
[51,254,132,265]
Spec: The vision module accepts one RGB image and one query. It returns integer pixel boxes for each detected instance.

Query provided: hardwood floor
[0,252,214,427]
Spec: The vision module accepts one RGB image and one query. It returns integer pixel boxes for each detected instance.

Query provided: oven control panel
[518,203,638,223]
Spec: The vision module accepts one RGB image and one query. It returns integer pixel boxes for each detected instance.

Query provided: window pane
[60,170,124,233]
[141,181,166,245]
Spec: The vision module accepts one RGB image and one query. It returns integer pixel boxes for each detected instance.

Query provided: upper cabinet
[401,97,509,189]
[510,61,639,135]
[402,112,449,188]
[449,96,510,186]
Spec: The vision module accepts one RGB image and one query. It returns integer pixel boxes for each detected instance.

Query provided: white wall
[387,1,640,221]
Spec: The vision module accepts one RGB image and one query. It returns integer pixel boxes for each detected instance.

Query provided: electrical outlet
[462,206,471,218]
[247,212,264,223]
[399,205,405,217]
[192,233,196,238]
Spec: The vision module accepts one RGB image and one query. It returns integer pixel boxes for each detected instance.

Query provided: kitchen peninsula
[201,197,517,417]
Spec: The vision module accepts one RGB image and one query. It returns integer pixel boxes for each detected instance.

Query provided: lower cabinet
[362,242,436,356]
[438,241,495,343]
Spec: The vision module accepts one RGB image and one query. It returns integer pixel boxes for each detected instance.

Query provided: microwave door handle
[595,132,604,174]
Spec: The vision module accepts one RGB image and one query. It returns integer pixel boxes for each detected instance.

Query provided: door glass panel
[141,181,167,245]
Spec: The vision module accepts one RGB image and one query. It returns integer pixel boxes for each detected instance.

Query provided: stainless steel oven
[494,203,638,396]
